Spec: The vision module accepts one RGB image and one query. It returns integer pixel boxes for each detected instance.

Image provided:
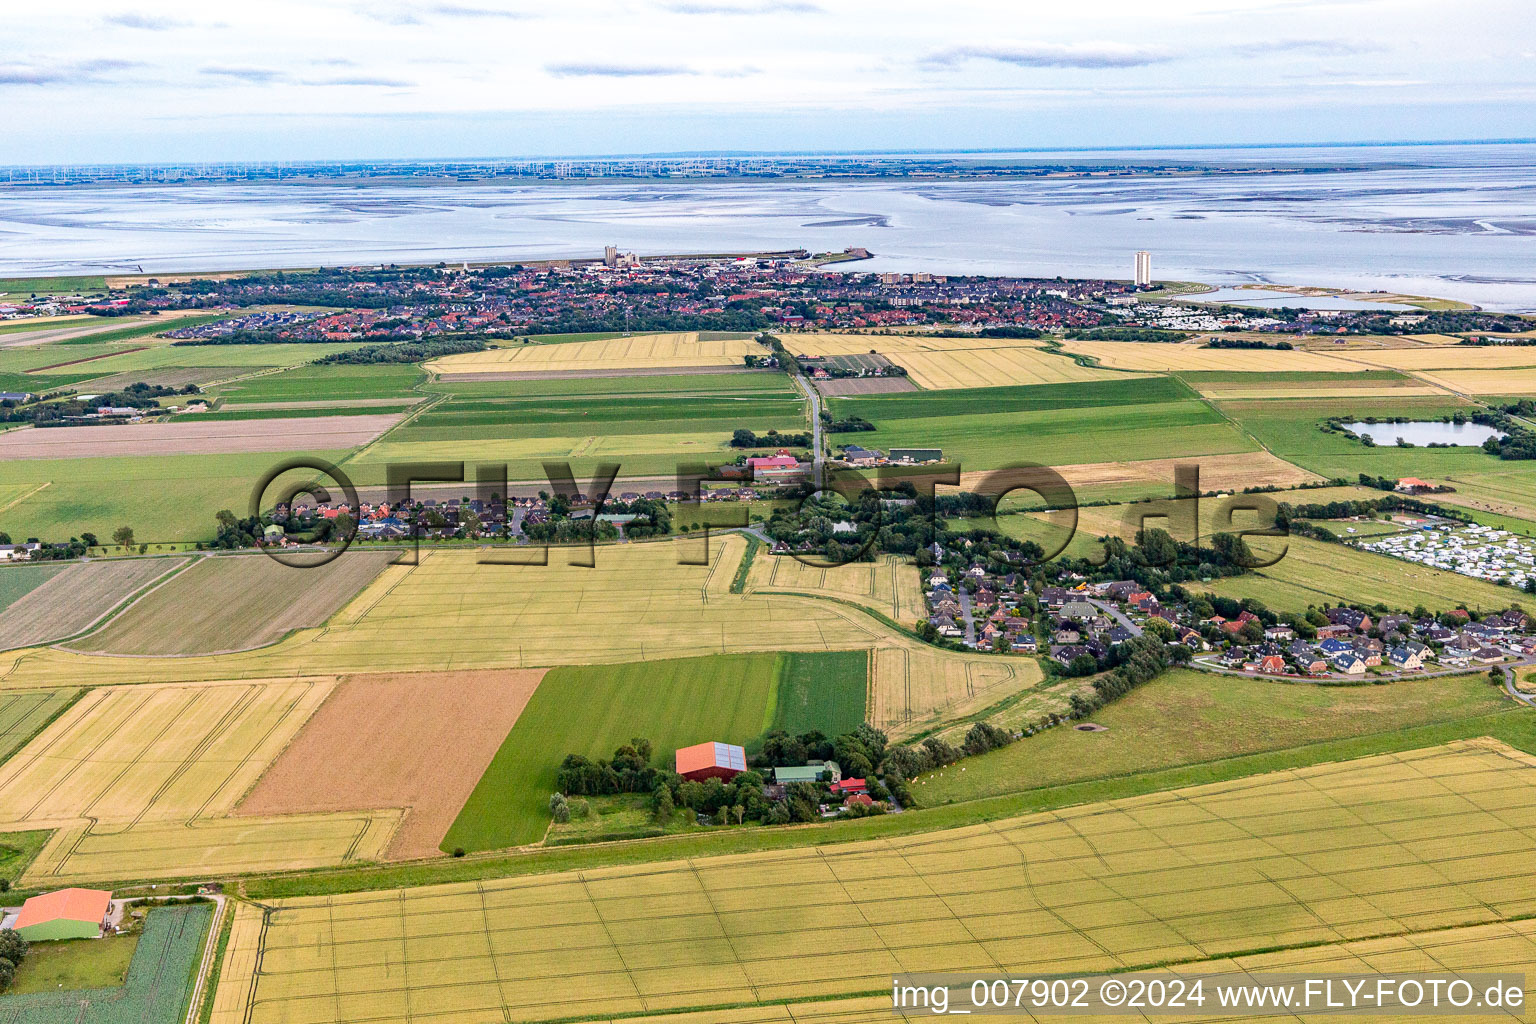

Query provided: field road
[791,371,824,490]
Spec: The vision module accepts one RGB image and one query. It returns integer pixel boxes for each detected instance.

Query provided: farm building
[675,741,747,782]
[773,760,841,785]
[889,448,943,463]
[14,887,112,940]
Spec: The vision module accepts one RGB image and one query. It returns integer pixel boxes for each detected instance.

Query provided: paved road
[1087,599,1143,637]
[791,373,824,491]
[957,588,977,646]
[1194,653,1536,688]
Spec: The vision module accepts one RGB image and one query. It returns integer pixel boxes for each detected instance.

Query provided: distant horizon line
[3,136,1535,171]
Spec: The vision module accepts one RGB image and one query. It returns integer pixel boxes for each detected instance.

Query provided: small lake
[1343,421,1507,446]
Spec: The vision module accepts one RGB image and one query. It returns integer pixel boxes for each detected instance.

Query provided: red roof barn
[675,741,747,782]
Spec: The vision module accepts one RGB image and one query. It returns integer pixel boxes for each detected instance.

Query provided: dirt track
[0,413,402,459]
[237,669,546,859]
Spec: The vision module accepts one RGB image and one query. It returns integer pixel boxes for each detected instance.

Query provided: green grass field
[0,830,52,886]
[770,650,869,737]
[827,377,1254,469]
[207,363,426,402]
[425,371,794,399]
[443,650,869,851]
[0,276,107,297]
[0,688,81,761]
[0,450,354,542]
[0,564,66,612]
[10,933,140,994]
[916,669,1512,806]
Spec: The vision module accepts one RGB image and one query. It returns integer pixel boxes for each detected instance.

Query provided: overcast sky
[4,0,1534,163]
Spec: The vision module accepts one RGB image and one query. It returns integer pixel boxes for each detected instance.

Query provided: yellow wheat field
[424,333,761,375]
[1059,340,1363,373]
[0,540,1041,739]
[870,643,1051,739]
[1411,367,1536,396]
[1333,346,1536,372]
[781,333,1133,389]
[0,678,399,883]
[743,552,924,623]
[211,739,1536,1024]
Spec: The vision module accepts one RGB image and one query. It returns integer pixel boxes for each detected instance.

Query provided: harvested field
[0,539,1021,703]
[0,557,187,650]
[785,333,1133,389]
[66,550,396,656]
[965,450,1323,500]
[871,643,1050,739]
[0,677,400,884]
[1414,367,1536,395]
[211,739,1536,1024]
[0,413,402,459]
[0,563,65,612]
[1335,346,1536,371]
[433,365,758,382]
[742,552,924,623]
[238,669,545,860]
[814,376,917,396]
[426,333,761,376]
[1062,340,1361,372]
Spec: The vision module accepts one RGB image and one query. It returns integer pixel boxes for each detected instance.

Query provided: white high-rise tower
[1134,251,1152,287]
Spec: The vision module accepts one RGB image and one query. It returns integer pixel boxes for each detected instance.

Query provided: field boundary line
[0,480,49,515]
[33,554,197,651]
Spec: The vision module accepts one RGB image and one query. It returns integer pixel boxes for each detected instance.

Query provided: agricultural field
[826,378,1256,471]
[0,563,65,612]
[239,669,547,859]
[1179,368,1445,400]
[916,668,1511,805]
[0,678,399,884]
[425,332,762,377]
[0,904,212,1024]
[206,363,427,403]
[1194,533,1520,613]
[0,687,80,762]
[212,739,1536,1024]
[1060,339,1364,372]
[354,390,808,480]
[743,552,924,623]
[444,653,790,850]
[1333,344,1536,372]
[1414,366,1536,395]
[782,332,1135,389]
[423,370,795,399]
[770,650,868,737]
[0,412,401,459]
[869,643,1052,740]
[66,550,396,655]
[0,449,355,542]
[0,557,187,650]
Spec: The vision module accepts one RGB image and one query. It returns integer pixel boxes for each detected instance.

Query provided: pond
[1342,421,1506,446]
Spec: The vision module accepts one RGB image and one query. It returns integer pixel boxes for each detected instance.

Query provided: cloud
[662,0,820,13]
[921,43,1177,70]
[0,58,146,85]
[546,62,698,77]
[103,12,190,30]
[303,75,415,87]
[356,1,530,24]
[1231,39,1379,56]
[199,65,291,83]
[427,2,530,17]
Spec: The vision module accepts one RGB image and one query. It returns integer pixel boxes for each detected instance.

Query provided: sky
[3,0,1534,163]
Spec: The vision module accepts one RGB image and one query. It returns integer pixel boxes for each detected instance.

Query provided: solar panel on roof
[715,742,746,770]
